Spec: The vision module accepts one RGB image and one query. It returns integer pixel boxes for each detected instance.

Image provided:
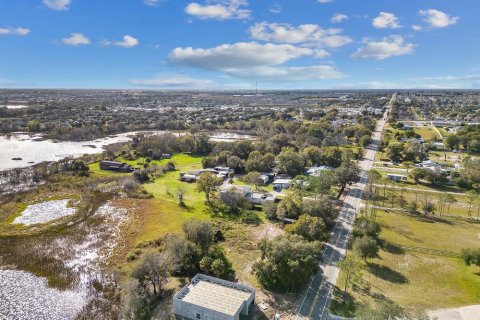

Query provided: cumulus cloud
[129,74,215,88]
[43,0,71,10]
[62,33,90,46]
[170,42,313,70]
[249,22,352,48]
[115,35,139,48]
[169,41,344,82]
[419,9,459,28]
[0,27,30,36]
[103,35,139,48]
[412,25,423,31]
[331,14,348,23]
[351,36,414,60]
[185,0,250,20]
[225,65,344,81]
[372,12,401,29]
[318,0,332,3]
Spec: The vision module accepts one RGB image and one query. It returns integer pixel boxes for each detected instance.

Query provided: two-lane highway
[295,94,394,320]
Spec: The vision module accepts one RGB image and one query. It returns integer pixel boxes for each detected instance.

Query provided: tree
[402,161,414,173]
[263,201,278,219]
[445,134,460,150]
[176,186,187,207]
[303,196,339,229]
[466,191,478,218]
[386,143,404,163]
[410,167,426,183]
[253,234,322,292]
[445,194,457,214]
[245,151,274,173]
[461,248,480,267]
[131,252,168,296]
[338,256,363,301]
[182,219,214,252]
[308,171,335,198]
[334,163,360,192]
[275,147,305,177]
[353,236,379,261]
[359,135,371,148]
[367,169,382,193]
[199,245,234,279]
[196,172,222,205]
[243,171,263,190]
[276,191,303,219]
[353,216,381,239]
[285,214,327,241]
[121,279,149,320]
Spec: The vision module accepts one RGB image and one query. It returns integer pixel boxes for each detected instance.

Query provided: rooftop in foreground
[173,274,255,318]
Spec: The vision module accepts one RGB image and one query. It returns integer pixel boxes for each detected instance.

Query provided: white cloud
[129,74,215,88]
[223,65,345,81]
[412,25,423,31]
[318,0,332,3]
[170,42,313,70]
[43,0,71,10]
[62,33,90,46]
[0,27,30,36]
[269,4,282,14]
[103,35,139,48]
[419,9,459,28]
[331,14,348,23]
[351,36,414,60]
[249,22,352,48]
[314,49,330,58]
[372,12,401,29]
[414,74,480,81]
[144,0,160,6]
[185,0,250,20]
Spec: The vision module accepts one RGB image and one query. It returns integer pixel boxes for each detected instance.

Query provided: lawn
[415,126,441,141]
[135,154,210,244]
[333,211,480,316]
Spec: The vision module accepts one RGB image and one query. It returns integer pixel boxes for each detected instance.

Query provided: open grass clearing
[333,211,480,316]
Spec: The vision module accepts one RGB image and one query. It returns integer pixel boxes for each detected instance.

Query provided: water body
[0,105,29,109]
[13,199,76,225]
[0,269,85,320]
[208,132,256,142]
[0,202,129,320]
[0,132,136,171]
[0,131,257,171]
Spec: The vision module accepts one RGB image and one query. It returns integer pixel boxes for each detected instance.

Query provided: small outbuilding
[99,161,132,172]
[387,174,408,182]
[273,178,292,191]
[173,274,255,320]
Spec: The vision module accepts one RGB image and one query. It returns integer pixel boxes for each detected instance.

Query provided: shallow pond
[1,202,129,319]
[13,199,76,225]
[0,269,85,320]
[208,132,257,142]
[0,132,137,171]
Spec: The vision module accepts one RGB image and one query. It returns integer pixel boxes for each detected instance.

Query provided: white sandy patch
[13,199,75,225]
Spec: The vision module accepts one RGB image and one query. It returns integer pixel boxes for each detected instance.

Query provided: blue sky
[0,0,479,89]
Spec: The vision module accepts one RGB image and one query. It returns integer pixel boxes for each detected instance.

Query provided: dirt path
[428,304,480,320]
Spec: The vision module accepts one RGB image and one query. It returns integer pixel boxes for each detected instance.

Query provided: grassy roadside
[333,211,480,317]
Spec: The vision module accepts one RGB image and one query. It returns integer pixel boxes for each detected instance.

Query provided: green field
[415,126,441,141]
[334,211,480,316]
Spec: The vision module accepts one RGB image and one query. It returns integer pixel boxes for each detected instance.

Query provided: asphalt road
[295,95,394,320]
